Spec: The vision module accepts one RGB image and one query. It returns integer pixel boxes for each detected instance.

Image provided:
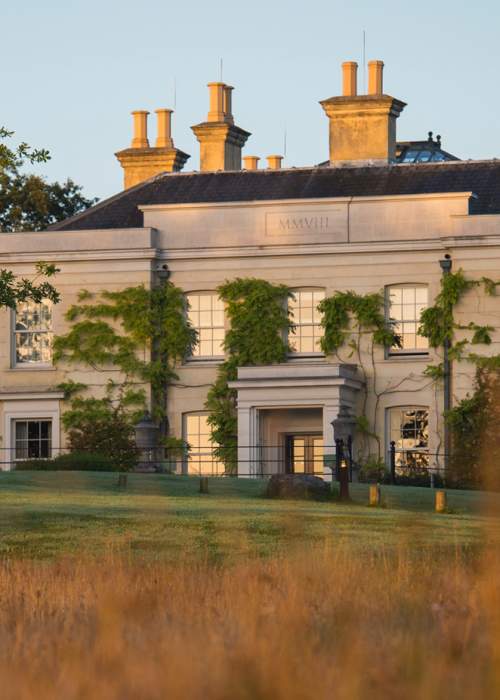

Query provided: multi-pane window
[187,293,225,358]
[388,407,429,471]
[386,285,428,354]
[14,420,52,460]
[184,413,224,475]
[289,289,325,354]
[14,300,53,365]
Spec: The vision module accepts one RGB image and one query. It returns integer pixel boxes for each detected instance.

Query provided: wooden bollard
[117,473,128,488]
[435,489,447,513]
[199,477,209,494]
[369,484,381,506]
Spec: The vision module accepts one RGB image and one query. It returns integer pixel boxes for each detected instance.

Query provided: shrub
[358,455,388,483]
[64,403,139,471]
[15,452,119,472]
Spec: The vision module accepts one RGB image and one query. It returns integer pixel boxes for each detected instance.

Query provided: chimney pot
[342,61,358,97]
[223,85,234,124]
[243,155,260,170]
[207,82,226,122]
[131,110,150,148]
[155,109,174,148]
[267,155,283,170]
[368,60,384,95]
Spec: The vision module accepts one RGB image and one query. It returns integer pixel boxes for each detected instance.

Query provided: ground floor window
[183,413,224,475]
[388,407,429,472]
[14,419,52,460]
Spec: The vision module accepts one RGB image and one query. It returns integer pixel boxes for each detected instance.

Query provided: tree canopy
[0,126,96,231]
[0,262,59,309]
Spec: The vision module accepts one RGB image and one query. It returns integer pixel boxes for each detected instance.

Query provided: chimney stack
[320,59,406,166]
[191,82,250,171]
[243,155,260,170]
[342,61,358,97]
[368,60,384,95]
[131,110,150,148]
[116,108,190,189]
[267,155,283,170]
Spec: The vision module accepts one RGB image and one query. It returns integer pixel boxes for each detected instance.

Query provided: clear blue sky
[3,0,500,200]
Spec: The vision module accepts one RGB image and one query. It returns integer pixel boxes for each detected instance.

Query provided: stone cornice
[320,94,407,118]
[0,248,159,264]
[191,121,251,146]
[139,191,474,212]
[158,236,500,261]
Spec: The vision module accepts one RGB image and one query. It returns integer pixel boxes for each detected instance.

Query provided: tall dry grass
[0,543,498,699]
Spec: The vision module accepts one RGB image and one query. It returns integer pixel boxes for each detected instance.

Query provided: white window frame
[1,395,62,471]
[185,292,225,361]
[182,412,224,476]
[12,300,53,368]
[288,288,325,356]
[12,418,52,461]
[385,284,429,356]
[386,405,430,471]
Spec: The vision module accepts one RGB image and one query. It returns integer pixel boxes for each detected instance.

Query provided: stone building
[1,60,500,476]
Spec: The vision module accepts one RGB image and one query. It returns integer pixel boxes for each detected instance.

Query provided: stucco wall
[1,194,500,468]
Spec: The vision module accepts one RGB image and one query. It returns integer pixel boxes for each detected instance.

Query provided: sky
[3,0,500,201]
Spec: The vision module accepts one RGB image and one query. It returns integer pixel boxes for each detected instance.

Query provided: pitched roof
[49,160,500,231]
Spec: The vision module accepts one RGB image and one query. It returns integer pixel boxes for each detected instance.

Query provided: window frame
[288,287,325,357]
[182,412,224,476]
[12,418,53,461]
[385,283,429,357]
[185,291,225,361]
[386,405,430,471]
[12,300,53,369]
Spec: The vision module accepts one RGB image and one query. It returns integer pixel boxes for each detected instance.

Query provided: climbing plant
[419,269,500,486]
[54,282,197,453]
[312,271,500,473]
[205,278,292,472]
[318,290,402,458]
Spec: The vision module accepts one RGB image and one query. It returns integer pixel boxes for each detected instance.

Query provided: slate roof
[50,160,500,231]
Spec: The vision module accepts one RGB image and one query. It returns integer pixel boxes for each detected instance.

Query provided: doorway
[285,434,323,474]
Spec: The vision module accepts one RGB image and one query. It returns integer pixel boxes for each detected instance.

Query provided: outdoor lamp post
[134,411,160,471]
[332,407,356,501]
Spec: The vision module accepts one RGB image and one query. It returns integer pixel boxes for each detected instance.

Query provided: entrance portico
[228,363,363,477]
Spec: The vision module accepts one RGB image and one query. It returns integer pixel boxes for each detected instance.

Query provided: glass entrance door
[286,435,323,475]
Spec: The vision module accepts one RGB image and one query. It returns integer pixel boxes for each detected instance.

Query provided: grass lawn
[0,470,498,559]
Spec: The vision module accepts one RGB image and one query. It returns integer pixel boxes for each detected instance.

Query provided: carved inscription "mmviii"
[278,216,329,231]
[265,209,345,238]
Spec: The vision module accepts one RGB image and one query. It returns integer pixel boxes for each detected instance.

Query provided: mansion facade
[1,60,500,475]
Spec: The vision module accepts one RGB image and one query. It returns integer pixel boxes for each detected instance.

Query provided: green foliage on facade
[445,367,500,488]
[318,290,398,353]
[205,278,292,472]
[54,282,196,423]
[54,283,196,467]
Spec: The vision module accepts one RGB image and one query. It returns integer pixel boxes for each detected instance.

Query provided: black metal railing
[0,444,469,489]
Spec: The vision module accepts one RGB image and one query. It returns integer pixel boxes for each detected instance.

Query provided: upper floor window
[289,289,325,354]
[13,300,53,366]
[386,285,428,355]
[186,293,225,359]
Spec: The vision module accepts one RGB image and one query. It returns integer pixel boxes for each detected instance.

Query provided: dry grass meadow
[0,472,499,699]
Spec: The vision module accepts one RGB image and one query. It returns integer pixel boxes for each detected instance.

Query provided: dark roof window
[396,132,458,163]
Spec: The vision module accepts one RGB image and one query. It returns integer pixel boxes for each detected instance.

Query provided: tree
[0,126,96,231]
[0,261,59,309]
